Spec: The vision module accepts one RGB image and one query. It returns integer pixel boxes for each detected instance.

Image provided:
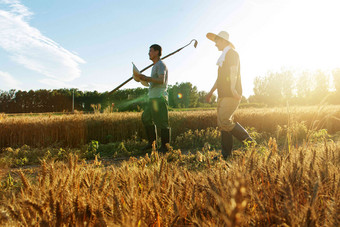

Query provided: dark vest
[217,49,242,98]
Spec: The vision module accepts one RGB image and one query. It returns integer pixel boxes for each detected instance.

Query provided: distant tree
[108,88,148,111]
[168,82,199,108]
[280,69,294,102]
[253,70,295,106]
[253,76,268,103]
[189,85,199,108]
[240,96,248,104]
[4,89,16,113]
[247,95,257,104]
[15,90,28,112]
[198,91,208,104]
[168,83,182,108]
[332,68,340,94]
[311,70,329,104]
[253,72,281,105]
[296,71,313,104]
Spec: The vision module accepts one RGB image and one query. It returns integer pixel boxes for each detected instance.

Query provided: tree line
[1,68,339,113]
[249,68,340,106]
[0,82,216,113]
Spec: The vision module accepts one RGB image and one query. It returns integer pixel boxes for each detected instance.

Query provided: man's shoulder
[225,48,239,63]
[227,48,239,57]
[156,60,167,68]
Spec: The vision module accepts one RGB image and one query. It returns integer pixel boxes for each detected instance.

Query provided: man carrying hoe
[135,44,170,153]
[205,31,254,160]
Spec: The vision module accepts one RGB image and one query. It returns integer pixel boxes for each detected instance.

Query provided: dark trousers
[142,97,169,129]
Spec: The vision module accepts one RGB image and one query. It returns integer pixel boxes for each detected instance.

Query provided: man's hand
[234,95,242,101]
[232,89,242,101]
[136,74,148,82]
[205,91,213,103]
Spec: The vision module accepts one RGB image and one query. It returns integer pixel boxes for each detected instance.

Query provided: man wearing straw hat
[135,44,170,153]
[205,31,254,160]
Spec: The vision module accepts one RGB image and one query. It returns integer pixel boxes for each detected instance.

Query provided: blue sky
[1,0,340,98]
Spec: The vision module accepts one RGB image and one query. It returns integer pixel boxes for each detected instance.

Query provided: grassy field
[0,106,339,226]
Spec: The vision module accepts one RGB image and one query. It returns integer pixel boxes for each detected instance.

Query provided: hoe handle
[109,39,198,94]
[108,63,153,94]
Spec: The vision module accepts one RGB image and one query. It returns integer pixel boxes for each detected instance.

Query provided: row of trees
[250,68,340,106]
[0,82,216,113]
[1,68,339,113]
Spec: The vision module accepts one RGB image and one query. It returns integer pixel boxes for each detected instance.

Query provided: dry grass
[0,138,339,226]
[1,106,340,148]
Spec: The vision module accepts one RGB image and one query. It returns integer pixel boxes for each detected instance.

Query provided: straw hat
[206,31,235,49]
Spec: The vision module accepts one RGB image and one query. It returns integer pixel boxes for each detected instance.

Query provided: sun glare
[215,0,340,97]
[229,0,340,73]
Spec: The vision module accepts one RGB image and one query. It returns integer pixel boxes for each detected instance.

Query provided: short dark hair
[150,44,162,56]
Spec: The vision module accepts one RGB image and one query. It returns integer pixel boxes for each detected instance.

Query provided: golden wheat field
[0,106,339,226]
[1,105,340,148]
[0,141,339,226]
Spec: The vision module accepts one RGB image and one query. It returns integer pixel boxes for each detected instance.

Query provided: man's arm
[136,74,165,84]
[205,79,217,102]
[230,66,242,100]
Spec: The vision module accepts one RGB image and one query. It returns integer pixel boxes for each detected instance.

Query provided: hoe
[109,39,198,94]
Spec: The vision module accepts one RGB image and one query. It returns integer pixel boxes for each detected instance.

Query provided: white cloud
[0,70,21,89]
[1,0,32,19]
[0,0,85,83]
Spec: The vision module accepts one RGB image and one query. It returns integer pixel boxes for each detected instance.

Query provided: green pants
[142,97,169,129]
